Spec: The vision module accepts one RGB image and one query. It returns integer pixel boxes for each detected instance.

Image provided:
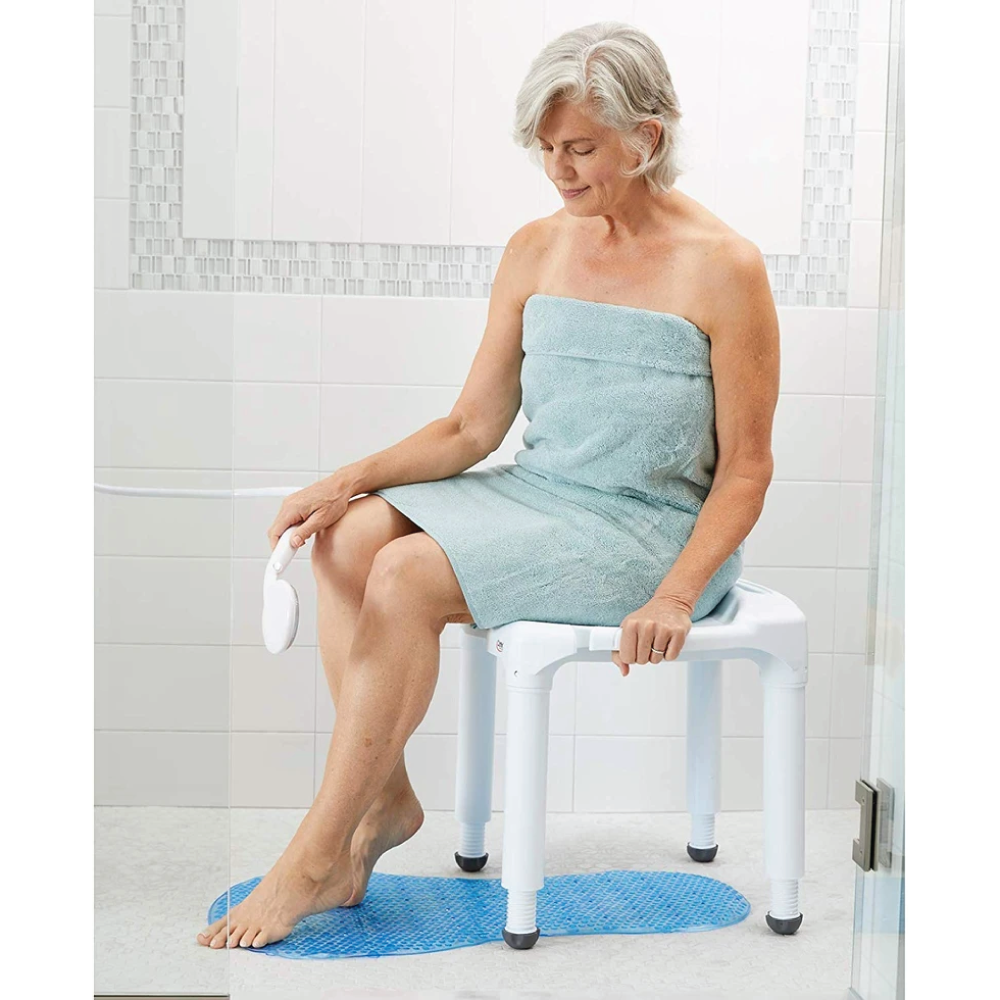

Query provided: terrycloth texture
[373,293,743,629]
[206,869,751,959]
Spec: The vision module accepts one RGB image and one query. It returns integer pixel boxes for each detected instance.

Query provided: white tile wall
[94,108,130,199]
[94,199,130,288]
[841,395,878,481]
[744,482,841,566]
[855,42,890,132]
[127,0,858,303]
[320,296,486,386]
[845,308,880,395]
[852,130,887,222]
[234,294,321,383]
[713,0,810,255]
[319,383,462,472]
[838,483,875,567]
[95,731,229,806]
[94,14,130,108]
[95,644,230,731]
[361,0,456,245]
[775,306,847,395]
[95,378,234,468]
[772,396,846,481]
[96,0,887,814]
[632,0,719,213]
[231,644,317,732]
[232,732,315,807]
[234,0,276,240]
[574,737,686,812]
[451,1,548,243]
[95,290,235,380]
[273,0,365,242]
[848,220,884,308]
[95,555,233,646]
[181,0,239,238]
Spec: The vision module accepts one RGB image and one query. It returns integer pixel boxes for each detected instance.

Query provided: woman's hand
[611,595,694,677]
[266,476,350,552]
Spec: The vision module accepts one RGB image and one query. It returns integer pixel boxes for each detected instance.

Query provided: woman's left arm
[654,240,781,613]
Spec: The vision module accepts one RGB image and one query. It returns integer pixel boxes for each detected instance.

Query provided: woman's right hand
[266,476,351,552]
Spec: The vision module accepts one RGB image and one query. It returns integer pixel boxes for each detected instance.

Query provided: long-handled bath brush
[261,525,301,653]
[94,482,306,654]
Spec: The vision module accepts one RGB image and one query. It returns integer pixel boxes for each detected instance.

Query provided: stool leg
[500,666,553,950]
[454,629,496,872]
[686,659,722,862]
[762,677,806,934]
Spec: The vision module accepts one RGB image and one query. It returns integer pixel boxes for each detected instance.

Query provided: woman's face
[537,101,658,216]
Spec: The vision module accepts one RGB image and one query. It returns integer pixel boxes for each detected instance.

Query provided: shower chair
[452,577,808,949]
[94,485,807,950]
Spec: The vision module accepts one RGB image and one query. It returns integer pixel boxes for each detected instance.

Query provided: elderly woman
[198,20,779,950]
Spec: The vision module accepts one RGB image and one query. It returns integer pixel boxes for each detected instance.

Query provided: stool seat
[452,578,808,948]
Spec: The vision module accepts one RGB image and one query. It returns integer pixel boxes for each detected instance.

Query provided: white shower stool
[452,577,808,949]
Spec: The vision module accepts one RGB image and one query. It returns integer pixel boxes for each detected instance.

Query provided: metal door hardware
[876,777,895,871]
[852,778,877,871]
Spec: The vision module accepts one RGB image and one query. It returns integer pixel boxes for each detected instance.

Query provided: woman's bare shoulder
[499,214,562,300]
[696,234,775,345]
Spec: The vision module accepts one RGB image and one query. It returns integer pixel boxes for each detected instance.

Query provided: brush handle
[269,526,300,576]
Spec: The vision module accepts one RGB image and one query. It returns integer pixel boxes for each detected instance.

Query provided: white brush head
[262,578,299,653]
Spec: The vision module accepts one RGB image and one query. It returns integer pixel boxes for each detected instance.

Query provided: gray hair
[512,22,686,193]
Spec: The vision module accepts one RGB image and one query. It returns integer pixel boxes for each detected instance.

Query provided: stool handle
[588,627,621,651]
[588,624,735,655]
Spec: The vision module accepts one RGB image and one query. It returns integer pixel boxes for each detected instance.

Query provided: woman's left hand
[611,595,694,677]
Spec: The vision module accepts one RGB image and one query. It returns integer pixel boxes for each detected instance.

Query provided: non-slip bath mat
[206,869,750,959]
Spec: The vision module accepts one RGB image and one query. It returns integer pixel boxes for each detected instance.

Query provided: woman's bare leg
[196,499,476,949]
[311,496,428,905]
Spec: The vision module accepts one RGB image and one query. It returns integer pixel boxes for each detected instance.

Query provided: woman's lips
[561,187,589,199]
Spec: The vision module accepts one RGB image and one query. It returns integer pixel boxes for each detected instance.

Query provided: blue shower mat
[206,868,750,959]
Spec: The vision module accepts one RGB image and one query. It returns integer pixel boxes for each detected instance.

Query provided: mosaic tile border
[128,0,859,305]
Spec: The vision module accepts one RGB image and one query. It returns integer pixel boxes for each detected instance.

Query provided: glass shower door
[850,0,904,996]
[94,0,241,993]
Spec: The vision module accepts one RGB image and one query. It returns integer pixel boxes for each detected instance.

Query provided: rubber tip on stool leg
[766,911,804,935]
[502,926,540,949]
[686,842,719,862]
[454,851,489,872]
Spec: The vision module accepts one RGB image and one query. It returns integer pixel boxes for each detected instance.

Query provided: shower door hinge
[875,777,895,871]
[852,777,896,872]
[852,778,877,871]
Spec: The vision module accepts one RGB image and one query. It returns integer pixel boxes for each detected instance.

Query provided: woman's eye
[539,147,594,156]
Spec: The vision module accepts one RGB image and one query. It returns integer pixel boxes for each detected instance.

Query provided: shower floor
[95,806,858,998]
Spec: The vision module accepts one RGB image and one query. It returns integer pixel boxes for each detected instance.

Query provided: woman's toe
[251,928,269,949]
[209,928,229,949]
[227,924,247,948]
[239,927,258,948]
[198,916,227,945]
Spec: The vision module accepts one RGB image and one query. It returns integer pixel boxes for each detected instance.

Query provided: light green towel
[373,293,744,629]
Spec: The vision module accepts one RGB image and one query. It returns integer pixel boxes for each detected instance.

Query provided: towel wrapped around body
[372,293,743,629]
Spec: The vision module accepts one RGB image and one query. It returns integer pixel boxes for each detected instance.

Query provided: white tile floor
[95,806,859,998]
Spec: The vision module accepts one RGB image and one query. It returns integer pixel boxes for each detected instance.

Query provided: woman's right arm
[268,416,488,551]
[333,217,541,499]
[268,219,540,550]
[333,414,491,499]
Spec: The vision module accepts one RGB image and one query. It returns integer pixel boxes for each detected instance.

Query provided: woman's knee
[362,534,470,628]
[310,500,381,589]
[310,494,419,590]
[363,541,418,599]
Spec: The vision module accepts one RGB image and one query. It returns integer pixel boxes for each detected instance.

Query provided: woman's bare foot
[196,821,354,950]
[343,786,425,907]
